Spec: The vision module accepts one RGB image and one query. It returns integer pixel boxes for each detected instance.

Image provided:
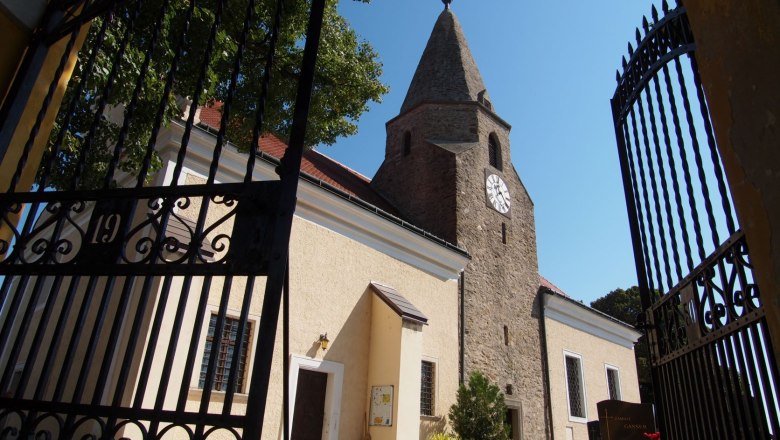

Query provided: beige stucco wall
[545,317,640,440]
[397,320,424,439]
[137,168,462,440]
[367,296,403,440]
[365,295,425,440]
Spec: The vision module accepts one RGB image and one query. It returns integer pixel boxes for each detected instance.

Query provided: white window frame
[288,354,344,440]
[604,364,622,400]
[563,350,588,423]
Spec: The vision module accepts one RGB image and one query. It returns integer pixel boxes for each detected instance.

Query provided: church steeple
[373,10,546,436]
[400,9,491,113]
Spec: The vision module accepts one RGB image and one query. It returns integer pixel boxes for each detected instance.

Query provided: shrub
[449,371,509,440]
[427,433,458,440]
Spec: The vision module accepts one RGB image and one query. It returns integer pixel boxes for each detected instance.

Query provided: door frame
[288,354,344,440]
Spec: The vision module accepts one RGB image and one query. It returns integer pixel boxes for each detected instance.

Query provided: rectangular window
[421,361,435,416]
[564,353,586,420]
[606,366,621,400]
[199,314,251,393]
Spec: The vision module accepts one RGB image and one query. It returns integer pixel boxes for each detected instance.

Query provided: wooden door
[291,369,328,440]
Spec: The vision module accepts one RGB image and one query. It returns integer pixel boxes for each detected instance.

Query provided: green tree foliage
[427,434,458,440]
[41,0,388,190]
[590,286,654,403]
[449,371,509,440]
[590,286,644,323]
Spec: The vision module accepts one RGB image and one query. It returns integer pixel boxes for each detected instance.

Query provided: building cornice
[542,292,642,349]
[157,123,470,281]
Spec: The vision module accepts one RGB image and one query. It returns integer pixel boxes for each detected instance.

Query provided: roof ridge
[307,148,372,183]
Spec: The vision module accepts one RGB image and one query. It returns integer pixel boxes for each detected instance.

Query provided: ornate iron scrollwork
[650,232,763,363]
[0,182,276,276]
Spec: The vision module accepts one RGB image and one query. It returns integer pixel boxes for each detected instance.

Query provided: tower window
[502,222,507,244]
[503,325,509,346]
[403,131,412,156]
[488,134,502,170]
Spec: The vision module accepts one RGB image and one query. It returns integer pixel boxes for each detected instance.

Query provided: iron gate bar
[170,0,228,188]
[176,274,212,411]
[700,340,733,438]
[689,54,737,240]
[619,107,653,307]
[103,0,172,189]
[692,345,719,437]
[40,2,113,191]
[69,0,145,191]
[650,65,686,280]
[662,58,697,271]
[629,105,664,297]
[637,90,675,292]
[244,0,327,438]
[646,69,684,284]
[672,56,706,262]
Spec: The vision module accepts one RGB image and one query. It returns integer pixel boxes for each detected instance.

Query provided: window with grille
[488,134,502,170]
[565,354,586,420]
[421,361,435,416]
[199,314,252,393]
[606,366,621,400]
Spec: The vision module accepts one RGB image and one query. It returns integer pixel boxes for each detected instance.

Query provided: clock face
[486,174,511,214]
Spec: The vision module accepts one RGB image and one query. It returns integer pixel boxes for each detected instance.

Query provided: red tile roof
[197,105,399,214]
[539,274,569,298]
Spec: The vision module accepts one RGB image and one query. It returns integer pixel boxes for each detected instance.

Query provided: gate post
[0,3,91,194]
[683,0,780,371]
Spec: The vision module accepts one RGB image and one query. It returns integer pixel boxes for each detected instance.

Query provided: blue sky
[320,0,666,304]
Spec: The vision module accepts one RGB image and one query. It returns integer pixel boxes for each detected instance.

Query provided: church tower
[372,6,549,439]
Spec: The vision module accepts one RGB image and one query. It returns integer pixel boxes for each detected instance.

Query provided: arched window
[403,131,412,156]
[488,134,502,170]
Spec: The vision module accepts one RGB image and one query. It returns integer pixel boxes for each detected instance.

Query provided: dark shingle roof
[370,282,428,325]
[401,9,491,113]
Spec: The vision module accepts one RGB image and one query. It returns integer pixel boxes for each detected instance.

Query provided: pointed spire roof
[400,9,491,113]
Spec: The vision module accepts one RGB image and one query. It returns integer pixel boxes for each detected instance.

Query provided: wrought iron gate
[612,1,780,438]
[0,0,325,437]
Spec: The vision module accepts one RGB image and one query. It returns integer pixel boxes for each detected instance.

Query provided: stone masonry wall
[456,107,547,439]
[372,103,480,243]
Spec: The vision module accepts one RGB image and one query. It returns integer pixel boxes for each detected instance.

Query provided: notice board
[369,385,394,426]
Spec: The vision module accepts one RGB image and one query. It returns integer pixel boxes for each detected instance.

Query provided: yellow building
[540,279,642,440]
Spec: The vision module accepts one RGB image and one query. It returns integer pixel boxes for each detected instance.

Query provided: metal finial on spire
[443,0,452,10]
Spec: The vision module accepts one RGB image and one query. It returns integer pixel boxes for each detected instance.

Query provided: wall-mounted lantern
[318,333,329,351]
